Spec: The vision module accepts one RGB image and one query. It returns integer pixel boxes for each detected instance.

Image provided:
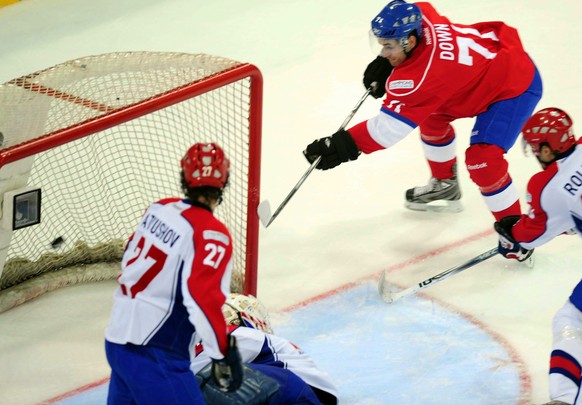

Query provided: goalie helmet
[222,293,273,334]
[371,1,423,41]
[521,108,577,156]
[180,143,230,189]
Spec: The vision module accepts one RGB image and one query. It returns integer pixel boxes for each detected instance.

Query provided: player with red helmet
[105,143,243,404]
[495,107,581,258]
[304,0,542,220]
[494,108,582,405]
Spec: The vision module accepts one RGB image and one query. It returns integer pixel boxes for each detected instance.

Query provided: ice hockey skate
[405,165,463,213]
[536,401,571,405]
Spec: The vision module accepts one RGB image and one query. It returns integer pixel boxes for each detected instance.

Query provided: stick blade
[377,271,394,303]
[257,200,272,228]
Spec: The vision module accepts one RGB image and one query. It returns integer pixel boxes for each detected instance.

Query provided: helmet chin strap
[400,36,416,56]
[535,155,552,169]
[536,143,577,169]
[535,149,560,169]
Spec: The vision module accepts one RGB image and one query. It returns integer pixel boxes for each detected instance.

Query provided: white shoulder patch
[203,230,230,245]
[389,80,414,90]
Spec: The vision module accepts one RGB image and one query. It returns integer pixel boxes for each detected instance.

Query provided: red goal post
[0,52,262,312]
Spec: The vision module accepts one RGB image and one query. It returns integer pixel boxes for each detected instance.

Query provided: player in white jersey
[493,108,582,405]
[192,294,339,405]
[105,143,243,404]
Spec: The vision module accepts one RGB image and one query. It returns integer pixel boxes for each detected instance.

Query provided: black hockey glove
[363,56,393,99]
[212,335,243,392]
[303,129,360,170]
[494,215,534,262]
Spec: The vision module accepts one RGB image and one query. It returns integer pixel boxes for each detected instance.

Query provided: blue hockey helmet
[371,1,423,40]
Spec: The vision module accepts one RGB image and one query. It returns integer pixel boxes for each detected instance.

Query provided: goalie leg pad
[197,363,279,405]
[248,363,323,404]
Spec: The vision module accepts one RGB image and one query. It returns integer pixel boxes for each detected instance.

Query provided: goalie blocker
[196,363,279,405]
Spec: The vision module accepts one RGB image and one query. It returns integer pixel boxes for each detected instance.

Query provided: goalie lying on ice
[192,293,339,405]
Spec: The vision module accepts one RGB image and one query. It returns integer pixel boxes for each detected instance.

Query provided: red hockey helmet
[180,143,230,189]
[521,107,577,156]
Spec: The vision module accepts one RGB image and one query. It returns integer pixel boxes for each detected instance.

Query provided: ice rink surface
[0,0,581,404]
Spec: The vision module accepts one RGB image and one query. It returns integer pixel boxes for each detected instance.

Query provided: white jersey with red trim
[105,198,233,362]
[512,141,582,405]
[349,1,535,154]
[191,326,338,401]
[512,141,582,249]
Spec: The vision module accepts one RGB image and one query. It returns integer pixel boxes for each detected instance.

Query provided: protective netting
[0,52,261,311]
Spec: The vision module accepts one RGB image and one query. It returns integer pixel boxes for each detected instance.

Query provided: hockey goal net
[0,52,262,312]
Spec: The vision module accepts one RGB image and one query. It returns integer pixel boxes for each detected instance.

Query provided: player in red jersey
[105,143,243,404]
[304,1,542,219]
[493,108,582,405]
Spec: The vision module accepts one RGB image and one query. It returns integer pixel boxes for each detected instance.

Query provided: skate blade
[404,200,463,213]
[522,254,535,269]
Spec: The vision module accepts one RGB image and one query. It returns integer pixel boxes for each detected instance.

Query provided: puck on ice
[50,236,65,249]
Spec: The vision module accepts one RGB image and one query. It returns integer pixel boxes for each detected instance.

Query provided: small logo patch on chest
[389,80,414,90]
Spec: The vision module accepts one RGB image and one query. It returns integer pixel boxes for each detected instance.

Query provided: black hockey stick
[378,247,499,303]
[257,83,376,228]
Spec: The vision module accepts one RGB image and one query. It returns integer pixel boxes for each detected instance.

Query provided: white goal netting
[0,52,262,312]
